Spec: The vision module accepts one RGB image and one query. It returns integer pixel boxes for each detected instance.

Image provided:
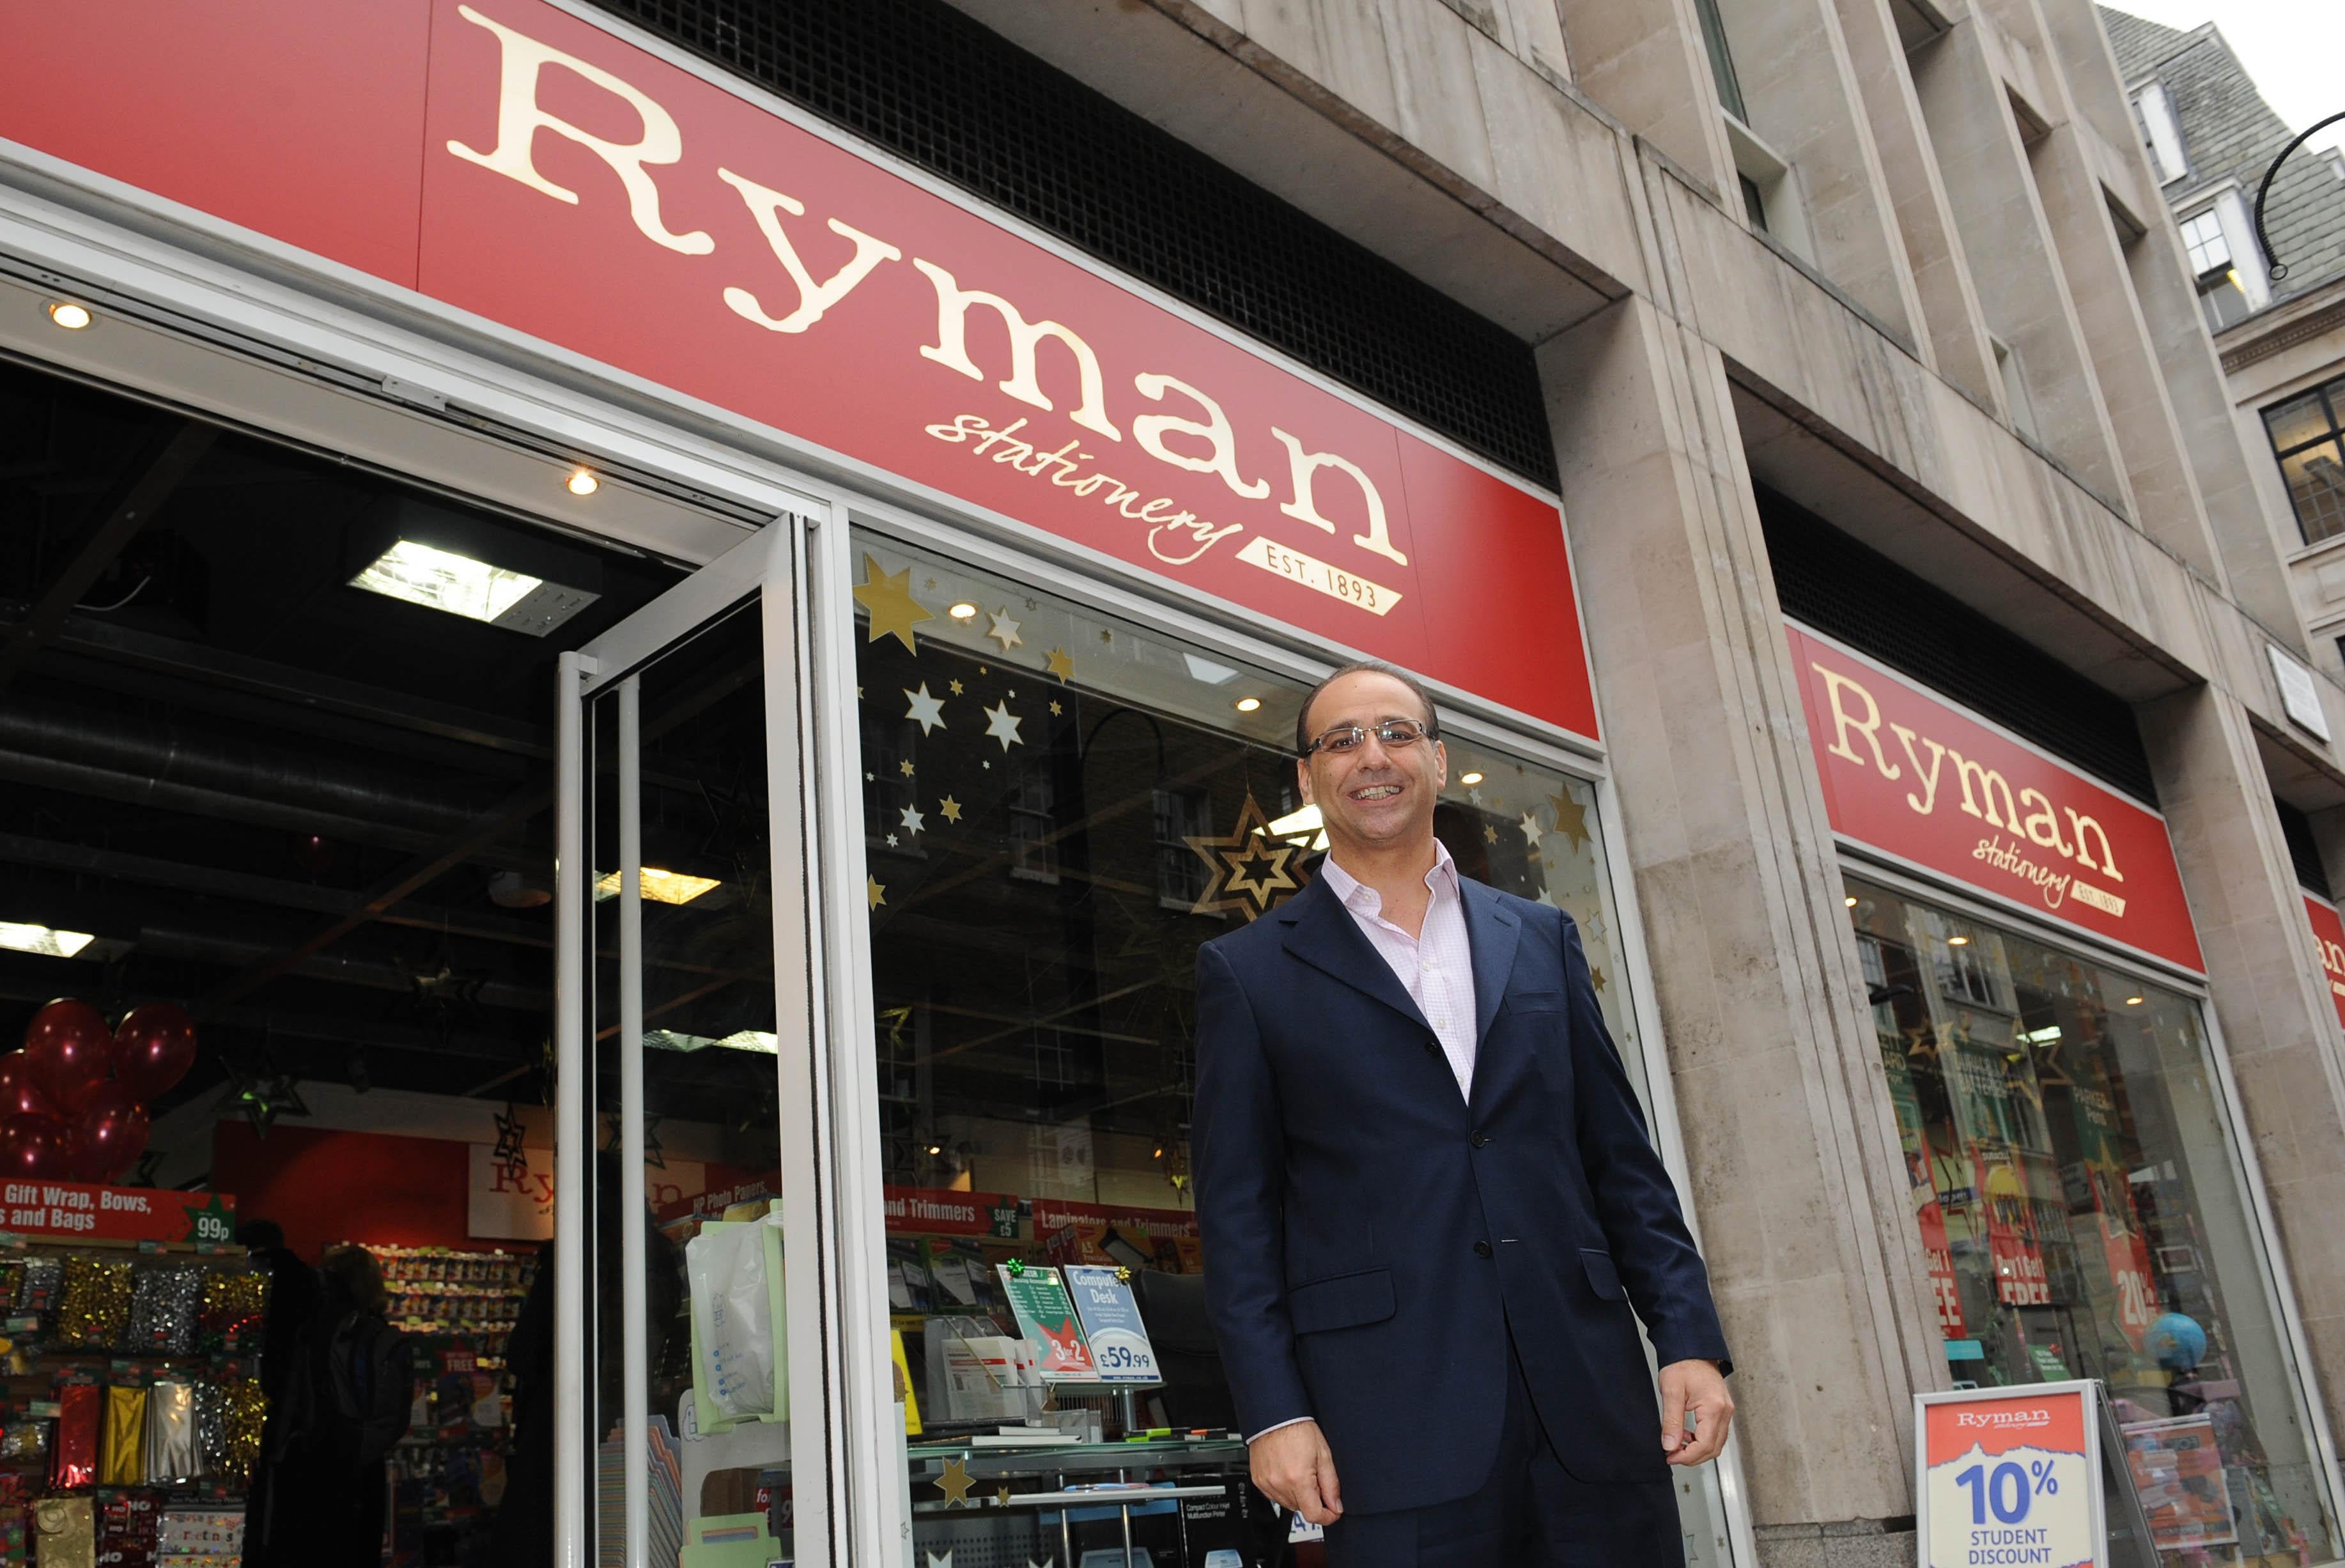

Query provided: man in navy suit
[1193,662,1733,1566]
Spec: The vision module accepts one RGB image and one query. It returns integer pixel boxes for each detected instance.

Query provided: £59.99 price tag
[1062,1264,1162,1383]
[1918,1383,2103,1567]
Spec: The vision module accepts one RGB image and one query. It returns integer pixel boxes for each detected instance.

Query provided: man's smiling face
[1296,670,1446,862]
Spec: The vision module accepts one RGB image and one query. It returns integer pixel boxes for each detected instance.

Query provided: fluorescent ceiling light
[1259,803,1331,851]
[1182,654,1239,686]
[644,1028,778,1054]
[350,538,599,636]
[0,922,96,959]
[2021,1026,2061,1045]
[592,868,722,905]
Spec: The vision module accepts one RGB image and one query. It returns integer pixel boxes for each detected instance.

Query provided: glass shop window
[1846,876,2340,1564]
[844,532,1668,1567]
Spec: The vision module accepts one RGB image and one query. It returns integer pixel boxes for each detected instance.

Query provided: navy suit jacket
[1191,870,1730,1512]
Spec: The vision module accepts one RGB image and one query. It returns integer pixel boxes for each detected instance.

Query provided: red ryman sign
[1789,625,2204,972]
[2305,893,2345,1030]
[0,0,1596,738]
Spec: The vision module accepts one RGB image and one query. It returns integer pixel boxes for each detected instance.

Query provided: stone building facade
[1,0,2344,1564]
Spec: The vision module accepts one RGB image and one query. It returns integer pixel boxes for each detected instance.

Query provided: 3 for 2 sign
[1918,1383,2105,1567]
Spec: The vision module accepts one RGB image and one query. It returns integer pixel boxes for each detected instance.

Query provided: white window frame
[1723,110,1815,263]
[2133,79,2189,185]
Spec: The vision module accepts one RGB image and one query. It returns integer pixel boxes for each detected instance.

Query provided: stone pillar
[2139,686,2345,1450]
[1541,294,1942,1565]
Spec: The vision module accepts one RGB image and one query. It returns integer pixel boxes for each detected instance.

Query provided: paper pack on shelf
[685,1215,788,1435]
[678,1510,779,1568]
[922,1316,1037,1424]
[994,1265,1097,1381]
[1063,1265,1162,1383]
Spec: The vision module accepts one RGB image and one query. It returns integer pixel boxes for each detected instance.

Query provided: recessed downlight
[46,302,92,330]
[1845,895,1859,908]
[566,468,600,496]
[1947,934,1970,947]
[2124,995,2144,1006]
[1460,771,1484,785]
[948,601,979,620]
[1234,696,1262,712]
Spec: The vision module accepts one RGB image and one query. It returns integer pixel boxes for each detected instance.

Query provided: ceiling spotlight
[1947,934,1970,947]
[926,1144,943,1157]
[566,468,600,496]
[1460,772,1484,785]
[948,601,979,620]
[1234,696,1262,712]
[46,302,92,331]
[2124,995,2144,1006]
[1845,896,1859,908]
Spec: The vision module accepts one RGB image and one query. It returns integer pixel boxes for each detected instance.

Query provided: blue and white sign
[1063,1265,1163,1383]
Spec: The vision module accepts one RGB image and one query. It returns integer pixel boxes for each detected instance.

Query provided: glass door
[555,519,830,1568]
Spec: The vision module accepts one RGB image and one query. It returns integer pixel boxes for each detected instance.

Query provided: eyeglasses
[1303,719,1437,757]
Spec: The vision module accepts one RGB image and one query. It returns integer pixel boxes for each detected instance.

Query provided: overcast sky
[2101,0,2345,153]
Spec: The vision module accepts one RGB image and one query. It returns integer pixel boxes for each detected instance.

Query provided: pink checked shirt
[1317,840,1478,1102]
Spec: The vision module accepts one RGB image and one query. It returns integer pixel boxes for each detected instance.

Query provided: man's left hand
[1659,1359,1733,1466]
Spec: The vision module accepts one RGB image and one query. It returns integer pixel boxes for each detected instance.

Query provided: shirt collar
[1319,838,1458,918]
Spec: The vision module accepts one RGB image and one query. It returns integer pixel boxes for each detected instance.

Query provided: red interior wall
[210,1123,474,1263]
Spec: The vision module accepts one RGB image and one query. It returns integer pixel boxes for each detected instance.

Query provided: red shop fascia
[0,0,1599,743]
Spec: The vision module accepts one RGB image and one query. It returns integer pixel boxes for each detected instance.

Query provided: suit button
[1473,1241,1493,1259]
[1423,1040,1437,1054]
[1469,1131,1489,1148]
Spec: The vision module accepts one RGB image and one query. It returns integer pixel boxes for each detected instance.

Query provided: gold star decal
[1591,965,1607,993]
[1049,700,1064,716]
[866,875,886,911]
[1044,647,1074,680]
[1549,790,1590,847]
[948,679,965,696]
[936,1456,974,1506]
[1483,824,1499,844]
[899,759,915,778]
[1099,629,1113,644]
[995,1486,1012,1507]
[940,796,963,824]
[851,555,934,653]
[1184,794,1303,921]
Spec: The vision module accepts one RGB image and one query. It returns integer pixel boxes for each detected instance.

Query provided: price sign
[1918,1382,2105,1568]
[1064,1264,1162,1384]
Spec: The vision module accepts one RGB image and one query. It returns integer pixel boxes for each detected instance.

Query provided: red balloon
[22,1000,111,1116]
[65,1087,148,1184]
[0,1052,56,1120]
[0,1114,70,1180]
[112,1003,197,1102]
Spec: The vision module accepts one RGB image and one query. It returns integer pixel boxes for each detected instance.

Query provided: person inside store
[1192,662,1735,1567]
[245,1244,416,1568]
[236,1218,321,1407]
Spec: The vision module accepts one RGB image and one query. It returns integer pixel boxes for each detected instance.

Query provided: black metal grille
[2276,797,2333,900]
[1760,491,2160,806]
[588,0,1558,488]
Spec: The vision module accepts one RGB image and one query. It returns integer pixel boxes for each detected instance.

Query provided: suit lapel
[1464,880,1524,1120]
[1463,879,1522,1049]
[1278,875,1431,1033]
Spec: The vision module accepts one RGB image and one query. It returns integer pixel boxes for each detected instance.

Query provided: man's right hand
[1250,1419,1343,1526]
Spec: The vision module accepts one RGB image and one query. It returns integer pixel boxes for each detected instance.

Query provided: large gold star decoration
[853,555,934,652]
[867,875,886,911]
[1185,794,1303,921]
[940,796,963,824]
[1549,790,1590,848]
[936,1456,975,1506]
[1044,647,1074,680]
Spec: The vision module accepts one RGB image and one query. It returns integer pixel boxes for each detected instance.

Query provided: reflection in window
[843,533,1707,1560]
[2264,376,2345,545]
[1846,876,2339,1564]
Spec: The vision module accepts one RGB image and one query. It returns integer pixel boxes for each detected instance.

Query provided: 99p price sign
[1919,1383,2104,1567]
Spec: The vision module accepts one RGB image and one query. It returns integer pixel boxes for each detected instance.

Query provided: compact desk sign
[1790,626,2204,974]
[0,0,1598,739]
[1917,1383,2105,1568]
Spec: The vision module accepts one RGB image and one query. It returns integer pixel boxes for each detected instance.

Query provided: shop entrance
[557,522,830,1566]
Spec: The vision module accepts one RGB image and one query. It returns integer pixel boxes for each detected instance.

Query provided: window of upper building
[1692,0,1747,121]
[2179,206,2254,330]
[2132,81,2188,184]
[2264,375,2345,546]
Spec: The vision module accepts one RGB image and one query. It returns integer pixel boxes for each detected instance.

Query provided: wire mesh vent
[1760,491,2158,806]
[585,0,1558,488]
[2275,797,2333,900]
